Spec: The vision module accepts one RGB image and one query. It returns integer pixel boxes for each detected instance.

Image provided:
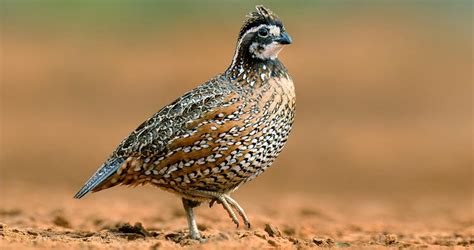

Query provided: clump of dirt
[109,222,152,237]
[313,237,335,247]
[53,215,71,228]
[0,223,6,237]
[264,223,282,237]
[384,233,398,245]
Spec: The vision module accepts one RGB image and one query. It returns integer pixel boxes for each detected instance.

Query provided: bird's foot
[193,191,251,229]
[188,230,202,241]
[187,232,208,243]
[224,194,251,229]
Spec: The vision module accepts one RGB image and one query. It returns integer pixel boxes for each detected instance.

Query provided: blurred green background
[1,1,472,203]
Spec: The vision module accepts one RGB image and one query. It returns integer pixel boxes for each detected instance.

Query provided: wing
[74,75,240,198]
[114,75,238,158]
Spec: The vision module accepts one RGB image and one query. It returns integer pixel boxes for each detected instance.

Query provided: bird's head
[230,5,292,68]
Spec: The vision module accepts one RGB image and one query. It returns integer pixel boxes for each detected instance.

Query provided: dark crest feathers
[239,5,283,38]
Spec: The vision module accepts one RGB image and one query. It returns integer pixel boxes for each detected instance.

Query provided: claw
[218,195,240,227]
[225,195,251,229]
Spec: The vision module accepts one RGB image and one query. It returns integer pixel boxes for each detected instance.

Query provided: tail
[74,158,125,199]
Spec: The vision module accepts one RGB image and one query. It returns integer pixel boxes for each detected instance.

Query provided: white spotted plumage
[74,5,294,241]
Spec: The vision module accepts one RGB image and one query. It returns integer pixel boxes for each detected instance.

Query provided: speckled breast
[233,73,295,188]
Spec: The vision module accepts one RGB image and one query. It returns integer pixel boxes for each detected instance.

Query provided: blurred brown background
[1,1,472,205]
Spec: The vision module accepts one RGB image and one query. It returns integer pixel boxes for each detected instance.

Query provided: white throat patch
[249,42,284,60]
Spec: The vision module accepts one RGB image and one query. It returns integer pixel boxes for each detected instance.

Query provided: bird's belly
[227,75,296,189]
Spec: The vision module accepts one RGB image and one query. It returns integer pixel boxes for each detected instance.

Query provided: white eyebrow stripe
[268,25,280,36]
[229,24,280,69]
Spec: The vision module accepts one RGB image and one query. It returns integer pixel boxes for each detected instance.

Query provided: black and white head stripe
[239,5,283,39]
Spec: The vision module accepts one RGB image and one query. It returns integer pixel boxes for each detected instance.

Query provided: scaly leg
[181,198,202,240]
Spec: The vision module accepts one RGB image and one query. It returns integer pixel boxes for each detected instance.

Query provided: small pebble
[264,224,282,237]
[385,234,398,245]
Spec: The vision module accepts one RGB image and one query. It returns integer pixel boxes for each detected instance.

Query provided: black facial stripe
[240,22,282,38]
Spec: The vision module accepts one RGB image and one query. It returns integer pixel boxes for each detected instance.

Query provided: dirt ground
[1,2,473,249]
[0,182,472,249]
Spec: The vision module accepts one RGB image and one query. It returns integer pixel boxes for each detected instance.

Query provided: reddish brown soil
[1,184,472,249]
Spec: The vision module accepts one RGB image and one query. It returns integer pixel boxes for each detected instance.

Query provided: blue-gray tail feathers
[74,158,125,199]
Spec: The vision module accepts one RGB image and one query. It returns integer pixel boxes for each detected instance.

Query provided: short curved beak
[275,32,292,45]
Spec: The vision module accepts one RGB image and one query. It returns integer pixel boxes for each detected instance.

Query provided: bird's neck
[225,49,287,88]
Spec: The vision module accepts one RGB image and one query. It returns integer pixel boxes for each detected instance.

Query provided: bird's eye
[258,28,269,37]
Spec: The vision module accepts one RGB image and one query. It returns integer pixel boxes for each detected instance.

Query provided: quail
[74,5,295,240]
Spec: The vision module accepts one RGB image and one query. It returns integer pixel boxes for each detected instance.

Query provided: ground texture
[0,184,472,249]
